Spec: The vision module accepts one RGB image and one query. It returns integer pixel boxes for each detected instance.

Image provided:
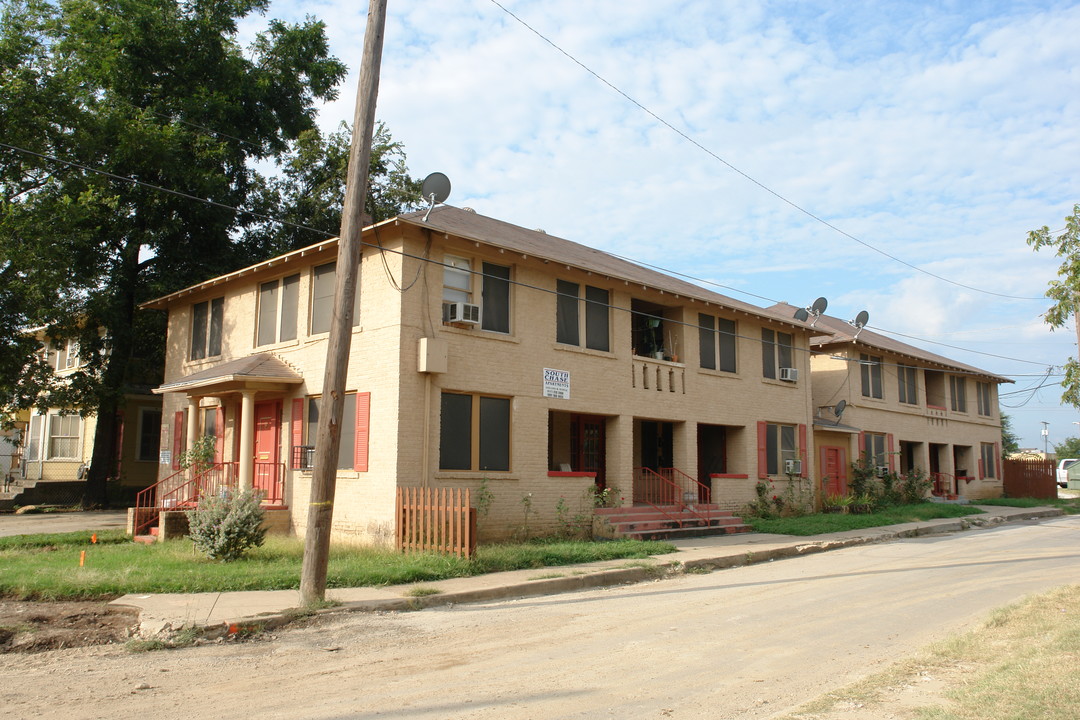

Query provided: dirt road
[2,516,1077,719]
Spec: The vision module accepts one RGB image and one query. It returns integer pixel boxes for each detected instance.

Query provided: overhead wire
[487,0,1047,302]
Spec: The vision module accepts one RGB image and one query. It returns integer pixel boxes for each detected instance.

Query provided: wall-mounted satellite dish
[834,399,847,420]
[794,296,829,326]
[420,172,451,221]
[849,310,870,339]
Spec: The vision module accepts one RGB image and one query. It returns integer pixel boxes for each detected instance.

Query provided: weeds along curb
[145,507,1068,638]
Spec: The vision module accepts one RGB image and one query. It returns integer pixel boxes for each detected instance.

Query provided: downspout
[423,373,432,488]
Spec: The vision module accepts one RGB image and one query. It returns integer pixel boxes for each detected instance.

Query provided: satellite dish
[812,297,828,315]
[853,310,869,328]
[794,307,810,322]
[834,399,847,419]
[420,172,451,221]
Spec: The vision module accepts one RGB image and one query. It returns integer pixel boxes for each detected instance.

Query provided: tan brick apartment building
[143,206,829,542]
[771,305,1011,501]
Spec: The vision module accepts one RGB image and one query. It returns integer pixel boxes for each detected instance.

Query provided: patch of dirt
[0,599,138,653]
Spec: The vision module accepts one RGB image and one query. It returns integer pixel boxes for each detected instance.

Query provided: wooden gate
[396,487,476,558]
[1003,457,1057,499]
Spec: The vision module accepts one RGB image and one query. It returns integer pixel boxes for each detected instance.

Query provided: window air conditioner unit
[875,465,890,477]
[779,367,798,382]
[442,302,481,325]
[784,459,802,475]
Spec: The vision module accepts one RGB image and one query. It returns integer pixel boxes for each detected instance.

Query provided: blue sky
[244,1,1080,449]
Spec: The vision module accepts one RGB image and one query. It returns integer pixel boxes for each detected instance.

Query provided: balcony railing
[631,357,685,394]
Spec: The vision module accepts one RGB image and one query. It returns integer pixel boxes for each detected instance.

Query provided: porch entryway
[819,445,847,496]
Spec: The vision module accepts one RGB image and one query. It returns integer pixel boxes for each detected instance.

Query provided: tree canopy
[1027,203,1080,408]
[1053,436,1080,460]
[0,0,419,505]
[1000,411,1021,456]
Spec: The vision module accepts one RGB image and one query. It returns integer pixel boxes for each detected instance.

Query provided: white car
[1056,459,1078,488]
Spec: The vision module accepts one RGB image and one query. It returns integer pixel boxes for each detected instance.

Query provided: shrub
[186,489,266,562]
[899,468,932,504]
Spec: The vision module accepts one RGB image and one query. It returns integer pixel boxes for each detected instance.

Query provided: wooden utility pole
[300,0,387,605]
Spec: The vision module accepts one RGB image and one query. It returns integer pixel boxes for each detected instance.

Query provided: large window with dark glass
[310,261,361,335]
[481,262,511,333]
[439,392,511,471]
[556,280,610,351]
[257,274,300,346]
[898,365,918,404]
[860,354,883,398]
[699,314,736,372]
[190,297,224,360]
[761,328,793,379]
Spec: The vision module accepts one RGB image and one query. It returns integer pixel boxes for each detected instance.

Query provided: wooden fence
[1003,457,1057,499]
[396,487,476,558]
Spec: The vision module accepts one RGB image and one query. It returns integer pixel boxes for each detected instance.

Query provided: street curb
[183,507,1066,641]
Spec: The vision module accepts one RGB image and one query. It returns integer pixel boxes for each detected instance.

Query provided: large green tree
[1028,203,1080,408]
[0,0,348,505]
[1000,411,1021,456]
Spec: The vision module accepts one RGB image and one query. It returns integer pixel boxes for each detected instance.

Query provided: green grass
[749,503,983,536]
[978,496,1080,514]
[0,533,676,600]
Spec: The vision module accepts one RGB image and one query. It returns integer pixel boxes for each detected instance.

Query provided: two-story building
[774,305,1012,501]
[143,206,828,542]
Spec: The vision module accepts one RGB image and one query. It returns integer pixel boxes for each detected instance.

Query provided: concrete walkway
[0,509,128,537]
[109,505,1064,637]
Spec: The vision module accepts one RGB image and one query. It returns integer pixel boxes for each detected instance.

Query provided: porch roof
[812,417,862,434]
[153,353,303,396]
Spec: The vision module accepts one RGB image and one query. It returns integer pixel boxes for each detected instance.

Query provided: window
[257,274,300,346]
[53,338,78,370]
[761,328,793,379]
[136,408,162,462]
[950,376,967,412]
[310,261,361,335]
[976,382,993,416]
[897,365,918,404]
[758,422,804,476]
[439,392,511,471]
[860,354,883,398]
[25,414,42,462]
[556,281,610,352]
[980,443,998,479]
[48,414,81,459]
[699,314,737,372]
[305,392,370,471]
[863,432,887,468]
[190,297,224,360]
[442,256,511,333]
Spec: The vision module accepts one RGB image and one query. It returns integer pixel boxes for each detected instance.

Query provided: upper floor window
[950,376,967,412]
[310,261,361,335]
[761,328,793,380]
[897,364,918,404]
[556,280,610,351]
[442,256,511,334]
[860,354,883,398]
[439,392,511,472]
[699,314,737,373]
[976,381,993,416]
[257,274,300,346]
[52,338,79,371]
[190,297,224,360]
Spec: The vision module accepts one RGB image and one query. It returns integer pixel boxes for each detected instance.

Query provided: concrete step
[132,535,156,545]
[621,523,754,541]
[607,516,745,533]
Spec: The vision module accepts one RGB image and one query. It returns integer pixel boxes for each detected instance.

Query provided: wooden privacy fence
[396,487,477,558]
[1003,457,1057,499]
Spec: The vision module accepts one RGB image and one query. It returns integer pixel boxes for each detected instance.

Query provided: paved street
[3,515,1078,720]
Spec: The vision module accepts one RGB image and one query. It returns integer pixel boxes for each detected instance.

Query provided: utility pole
[300,0,387,605]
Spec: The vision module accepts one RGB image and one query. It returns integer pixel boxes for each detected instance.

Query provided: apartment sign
[543,368,571,399]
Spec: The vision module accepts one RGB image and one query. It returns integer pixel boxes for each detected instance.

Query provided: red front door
[253,400,281,499]
[820,446,847,496]
[571,414,606,490]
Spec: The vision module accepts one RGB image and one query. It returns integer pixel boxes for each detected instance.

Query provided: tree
[1000,411,1021,456]
[1053,436,1080,459]
[0,0,347,506]
[1027,203,1080,407]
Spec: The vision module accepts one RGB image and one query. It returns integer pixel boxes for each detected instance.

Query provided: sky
[243,1,1080,449]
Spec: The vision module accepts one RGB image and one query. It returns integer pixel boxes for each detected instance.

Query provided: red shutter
[798,423,808,477]
[858,431,866,460]
[887,433,896,473]
[214,407,225,464]
[978,456,985,479]
[757,421,768,478]
[995,443,1002,480]
[291,398,304,469]
[172,411,184,470]
[354,392,371,472]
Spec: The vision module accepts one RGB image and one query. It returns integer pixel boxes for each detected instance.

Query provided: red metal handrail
[632,467,713,527]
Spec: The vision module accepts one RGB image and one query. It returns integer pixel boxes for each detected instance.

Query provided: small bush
[186,489,266,562]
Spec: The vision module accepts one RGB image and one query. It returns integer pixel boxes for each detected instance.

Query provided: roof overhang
[153,353,303,396]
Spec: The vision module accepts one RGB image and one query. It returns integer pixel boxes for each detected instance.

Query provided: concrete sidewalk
[111,505,1064,637]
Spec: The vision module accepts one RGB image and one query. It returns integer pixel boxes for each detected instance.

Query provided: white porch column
[186,398,199,456]
[238,390,255,492]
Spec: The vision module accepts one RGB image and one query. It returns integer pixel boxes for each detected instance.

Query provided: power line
[487,0,1047,302]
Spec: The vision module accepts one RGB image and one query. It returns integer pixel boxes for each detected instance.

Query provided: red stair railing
[632,467,714,527]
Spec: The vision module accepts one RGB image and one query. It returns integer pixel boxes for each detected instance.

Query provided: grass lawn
[978,496,1080,514]
[749,502,984,536]
[0,531,676,600]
